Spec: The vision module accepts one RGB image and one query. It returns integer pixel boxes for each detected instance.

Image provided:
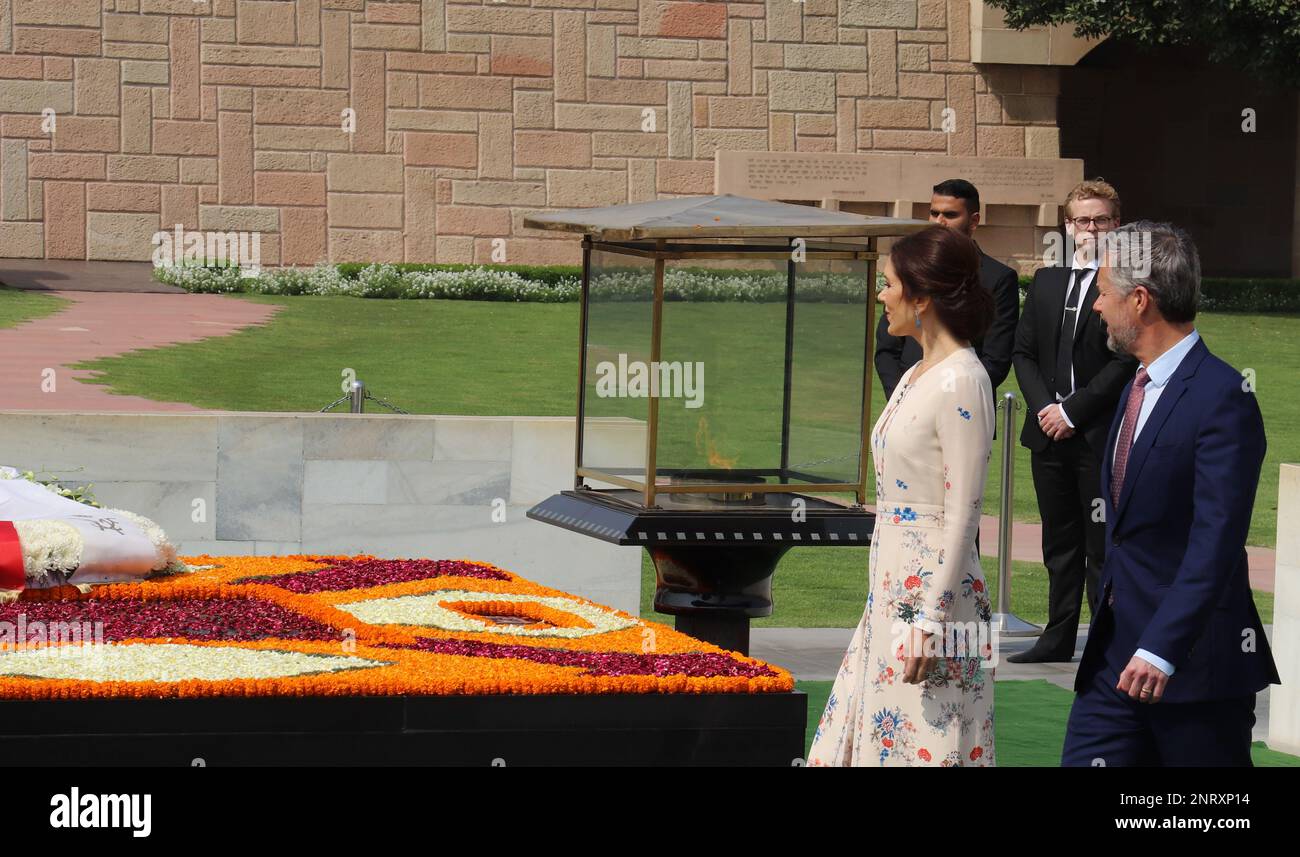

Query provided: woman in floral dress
[808,225,997,767]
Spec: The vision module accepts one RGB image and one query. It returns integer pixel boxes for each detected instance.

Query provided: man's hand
[1117,655,1170,704]
[1037,404,1076,441]
[902,627,938,685]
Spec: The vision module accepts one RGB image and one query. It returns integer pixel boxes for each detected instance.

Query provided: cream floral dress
[808,346,996,767]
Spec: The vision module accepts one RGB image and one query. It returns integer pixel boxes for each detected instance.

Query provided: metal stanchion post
[993,391,1041,636]
[319,381,409,415]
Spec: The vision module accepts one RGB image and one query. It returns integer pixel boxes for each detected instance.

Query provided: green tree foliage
[987,0,1300,86]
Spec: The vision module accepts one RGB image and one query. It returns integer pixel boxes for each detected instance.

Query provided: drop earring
[914,307,922,329]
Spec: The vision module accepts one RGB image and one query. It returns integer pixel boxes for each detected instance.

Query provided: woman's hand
[902,626,938,684]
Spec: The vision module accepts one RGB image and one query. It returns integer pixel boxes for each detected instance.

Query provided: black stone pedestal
[650,544,790,656]
[526,489,876,655]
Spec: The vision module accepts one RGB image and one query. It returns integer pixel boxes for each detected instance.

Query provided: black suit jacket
[1012,265,1138,456]
[875,249,1019,401]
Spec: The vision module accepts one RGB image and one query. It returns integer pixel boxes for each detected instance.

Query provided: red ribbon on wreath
[0,521,25,590]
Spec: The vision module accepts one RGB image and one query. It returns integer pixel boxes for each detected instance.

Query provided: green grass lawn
[0,285,68,329]
[797,678,1300,766]
[68,294,1298,548]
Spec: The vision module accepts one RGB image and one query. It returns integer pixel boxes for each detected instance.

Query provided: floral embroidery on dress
[924,701,973,737]
[978,710,996,765]
[812,690,839,747]
[888,506,944,526]
[962,572,993,623]
[870,707,917,765]
[872,658,898,690]
[923,656,988,698]
[900,531,939,567]
[917,589,955,627]
[887,567,932,624]
[808,349,994,768]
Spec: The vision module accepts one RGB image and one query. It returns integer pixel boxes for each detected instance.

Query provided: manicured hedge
[335,262,582,287]
[1200,278,1300,312]
[155,262,872,302]
[1015,274,1300,312]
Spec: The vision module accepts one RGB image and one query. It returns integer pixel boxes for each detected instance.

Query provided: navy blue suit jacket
[1076,337,1280,704]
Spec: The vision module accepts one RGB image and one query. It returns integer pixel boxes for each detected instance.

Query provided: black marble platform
[0,691,808,766]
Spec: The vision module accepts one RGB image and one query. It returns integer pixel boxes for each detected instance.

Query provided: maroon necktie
[1110,367,1151,508]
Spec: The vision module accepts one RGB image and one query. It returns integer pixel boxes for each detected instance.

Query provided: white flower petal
[0,643,386,682]
[335,590,638,638]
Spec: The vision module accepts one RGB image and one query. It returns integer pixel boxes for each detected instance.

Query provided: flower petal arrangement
[0,555,794,699]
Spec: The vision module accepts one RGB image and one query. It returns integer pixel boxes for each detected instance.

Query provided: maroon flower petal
[239,558,510,593]
[0,598,340,643]
[388,637,778,679]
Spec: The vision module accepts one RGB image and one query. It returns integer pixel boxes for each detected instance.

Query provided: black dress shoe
[1006,648,1074,664]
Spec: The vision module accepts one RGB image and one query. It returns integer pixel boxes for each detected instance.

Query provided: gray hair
[1102,221,1200,323]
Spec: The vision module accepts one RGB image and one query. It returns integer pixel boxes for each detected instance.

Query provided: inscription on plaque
[744,154,872,196]
[960,161,1057,190]
[718,150,1083,207]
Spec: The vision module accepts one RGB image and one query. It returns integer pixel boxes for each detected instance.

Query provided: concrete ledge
[0,410,643,614]
[1269,463,1300,755]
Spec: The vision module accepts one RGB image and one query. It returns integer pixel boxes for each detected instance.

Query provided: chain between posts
[319,381,410,415]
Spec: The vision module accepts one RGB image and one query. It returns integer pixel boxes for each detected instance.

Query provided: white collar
[1141,330,1201,388]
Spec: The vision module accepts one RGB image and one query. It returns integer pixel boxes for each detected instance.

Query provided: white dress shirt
[1114,329,1201,677]
[1055,257,1098,429]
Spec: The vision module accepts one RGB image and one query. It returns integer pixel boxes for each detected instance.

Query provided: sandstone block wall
[0,0,1059,265]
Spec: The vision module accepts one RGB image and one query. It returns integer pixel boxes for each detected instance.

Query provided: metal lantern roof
[522,194,931,241]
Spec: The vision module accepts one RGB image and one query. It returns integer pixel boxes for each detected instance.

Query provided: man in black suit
[1008,179,1138,663]
[875,179,1020,400]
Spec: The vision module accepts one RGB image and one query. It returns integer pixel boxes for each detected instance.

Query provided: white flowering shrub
[155,263,877,303]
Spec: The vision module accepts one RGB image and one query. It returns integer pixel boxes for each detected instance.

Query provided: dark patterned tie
[1055,269,1087,399]
[1111,367,1152,508]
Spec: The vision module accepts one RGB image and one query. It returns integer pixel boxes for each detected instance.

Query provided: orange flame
[695,416,737,469]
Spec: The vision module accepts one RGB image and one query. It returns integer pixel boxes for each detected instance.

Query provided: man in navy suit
[1061,222,1279,767]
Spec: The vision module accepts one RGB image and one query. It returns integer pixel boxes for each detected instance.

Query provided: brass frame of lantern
[572,235,880,510]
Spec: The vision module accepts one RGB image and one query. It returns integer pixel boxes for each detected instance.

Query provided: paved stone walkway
[0,290,279,411]
[978,514,1276,593]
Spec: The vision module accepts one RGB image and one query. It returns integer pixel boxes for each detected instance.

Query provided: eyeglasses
[1067,216,1115,229]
